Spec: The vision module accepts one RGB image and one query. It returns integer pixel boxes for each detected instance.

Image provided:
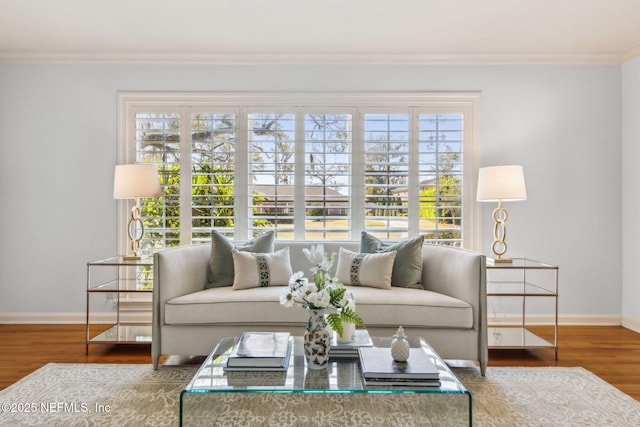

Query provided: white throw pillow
[231,247,293,290]
[335,247,397,289]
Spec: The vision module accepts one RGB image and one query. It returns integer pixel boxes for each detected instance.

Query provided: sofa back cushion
[231,247,293,289]
[360,231,424,289]
[335,247,396,289]
[206,230,275,288]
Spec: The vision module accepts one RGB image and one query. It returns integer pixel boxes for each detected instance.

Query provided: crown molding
[0,51,628,65]
[620,44,640,63]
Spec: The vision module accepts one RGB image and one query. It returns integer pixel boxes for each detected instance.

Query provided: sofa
[152,236,488,375]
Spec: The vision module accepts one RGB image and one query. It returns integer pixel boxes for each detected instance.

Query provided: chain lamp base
[124,200,144,260]
[491,200,512,263]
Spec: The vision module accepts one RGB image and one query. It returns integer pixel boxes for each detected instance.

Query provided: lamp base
[490,257,513,264]
[122,255,141,261]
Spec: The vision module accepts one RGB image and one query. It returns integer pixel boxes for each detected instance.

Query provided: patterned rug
[0,364,639,426]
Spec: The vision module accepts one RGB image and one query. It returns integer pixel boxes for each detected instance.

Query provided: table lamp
[113,164,161,259]
[476,165,527,263]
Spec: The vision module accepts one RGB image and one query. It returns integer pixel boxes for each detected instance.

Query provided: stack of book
[329,329,374,359]
[224,331,292,371]
[358,346,441,386]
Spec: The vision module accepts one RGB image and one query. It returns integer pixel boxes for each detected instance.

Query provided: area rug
[0,364,639,426]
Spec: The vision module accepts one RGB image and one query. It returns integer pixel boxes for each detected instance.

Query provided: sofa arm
[152,244,210,368]
[152,244,209,328]
[421,244,486,310]
[422,244,487,374]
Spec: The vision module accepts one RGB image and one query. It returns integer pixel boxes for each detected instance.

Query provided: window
[117,93,479,255]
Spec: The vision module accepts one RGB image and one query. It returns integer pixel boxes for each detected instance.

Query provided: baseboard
[621,316,640,333]
[0,312,626,326]
[0,312,151,324]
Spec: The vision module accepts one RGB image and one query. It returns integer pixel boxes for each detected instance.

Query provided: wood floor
[1,324,639,401]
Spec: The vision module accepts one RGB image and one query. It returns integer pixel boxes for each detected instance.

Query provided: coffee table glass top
[182,335,468,394]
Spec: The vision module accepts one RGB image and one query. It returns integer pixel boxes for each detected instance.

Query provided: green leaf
[328,287,346,307]
[340,306,365,327]
[326,313,343,336]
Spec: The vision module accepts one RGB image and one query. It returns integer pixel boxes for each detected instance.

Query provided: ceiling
[1,0,640,64]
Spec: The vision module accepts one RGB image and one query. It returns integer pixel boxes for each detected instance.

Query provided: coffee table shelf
[88,324,152,344]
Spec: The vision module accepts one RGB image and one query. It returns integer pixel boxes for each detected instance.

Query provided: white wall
[0,63,626,324]
[622,57,640,330]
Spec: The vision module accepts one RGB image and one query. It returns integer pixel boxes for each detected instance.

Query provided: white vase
[336,298,356,344]
[304,309,330,370]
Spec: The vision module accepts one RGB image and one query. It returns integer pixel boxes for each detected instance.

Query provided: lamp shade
[113,164,161,199]
[476,165,527,202]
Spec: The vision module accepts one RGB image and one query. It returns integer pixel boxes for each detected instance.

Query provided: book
[329,329,374,358]
[331,329,374,350]
[225,370,288,386]
[362,378,441,387]
[226,332,292,369]
[358,347,440,380]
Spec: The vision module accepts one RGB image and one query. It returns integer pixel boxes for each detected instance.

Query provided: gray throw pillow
[360,231,424,289]
[206,230,275,288]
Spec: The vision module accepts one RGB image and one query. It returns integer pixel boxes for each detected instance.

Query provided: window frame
[117,92,480,254]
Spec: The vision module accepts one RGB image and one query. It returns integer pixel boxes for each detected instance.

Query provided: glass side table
[486,258,559,359]
[85,256,153,354]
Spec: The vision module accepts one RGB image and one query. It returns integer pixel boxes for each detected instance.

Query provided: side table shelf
[486,258,559,359]
[86,256,153,354]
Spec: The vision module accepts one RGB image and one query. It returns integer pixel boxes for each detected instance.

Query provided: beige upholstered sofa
[152,239,488,374]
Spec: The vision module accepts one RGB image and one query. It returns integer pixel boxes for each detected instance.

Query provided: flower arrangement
[280,244,365,336]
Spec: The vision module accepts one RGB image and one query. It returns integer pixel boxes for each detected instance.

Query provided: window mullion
[180,107,192,245]
[351,110,365,239]
[408,108,420,237]
[293,108,306,240]
[236,107,249,239]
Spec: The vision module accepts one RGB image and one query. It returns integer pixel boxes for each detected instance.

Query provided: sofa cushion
[164,285,473,329]
[165,286,308,325]
[206,230,275,288]
[360,231,425,289]
[335,248,396,289]
[231,247,293,290]
[348,286,473,329]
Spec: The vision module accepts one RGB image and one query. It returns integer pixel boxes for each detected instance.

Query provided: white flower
[307,288,331,309]
[325,276,340,287]
[279,291,295,308]
[317,257,334,273]
[299,282,318,299]
[303,244,325,266]
[288,271,308,290]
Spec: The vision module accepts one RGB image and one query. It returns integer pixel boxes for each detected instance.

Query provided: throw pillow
[206,230,275,288]
[335,247,397,290]
[231,247,293,290]
[360,231,425,289]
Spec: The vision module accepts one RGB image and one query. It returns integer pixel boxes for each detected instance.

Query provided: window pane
[191,113,236,243]
[364,113,409,239]
[248,113,296,239]
[305,113,352,240]
[124,96,472,250]
[135,113,181,251]
[418,113,463,245]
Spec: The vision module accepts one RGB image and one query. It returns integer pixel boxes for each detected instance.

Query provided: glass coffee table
[180,334,472,426]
